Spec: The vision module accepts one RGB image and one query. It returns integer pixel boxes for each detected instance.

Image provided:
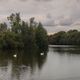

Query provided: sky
[0,0,80,33]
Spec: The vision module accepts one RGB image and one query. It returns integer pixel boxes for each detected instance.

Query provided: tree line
[48,30,80,45]
[0,13,48,52]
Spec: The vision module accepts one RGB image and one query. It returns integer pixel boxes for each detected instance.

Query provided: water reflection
[47,45,80,80]
[50,45,80,54]
[1,45,80,80]
[0,50,47,80]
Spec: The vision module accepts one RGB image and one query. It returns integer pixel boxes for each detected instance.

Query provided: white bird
[41,53,44,56]
[13,54,17,58]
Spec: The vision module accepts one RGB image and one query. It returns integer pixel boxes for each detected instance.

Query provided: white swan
[13,54,17,58]
[41,53,44,56]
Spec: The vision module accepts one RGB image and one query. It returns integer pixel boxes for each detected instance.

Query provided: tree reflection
[52,46,80,54]
[0,49,48,80]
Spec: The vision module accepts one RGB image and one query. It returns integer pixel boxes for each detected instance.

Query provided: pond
[0,45,80,80]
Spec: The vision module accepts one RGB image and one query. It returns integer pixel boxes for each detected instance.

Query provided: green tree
[0,13,48,52]
[7,13,21,33]
[48,29,80,45]
[0,22,7,33]
[35,22,48,52]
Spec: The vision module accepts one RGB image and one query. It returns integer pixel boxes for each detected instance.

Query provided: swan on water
[41,53,44,56]
[13,54,17,58]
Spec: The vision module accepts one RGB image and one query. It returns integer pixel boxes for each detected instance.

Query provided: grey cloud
[42,13,56,26]
[0,0,80,33]
[43,20,56,26]
[35,0,52,2]
[20,0,28,2]
[17,0,52,2]
[59,18,73,26]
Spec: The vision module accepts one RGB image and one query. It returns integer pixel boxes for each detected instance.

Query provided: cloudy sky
[0,0,80,33]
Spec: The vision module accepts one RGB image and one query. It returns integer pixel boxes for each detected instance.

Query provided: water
[0,45,80,80]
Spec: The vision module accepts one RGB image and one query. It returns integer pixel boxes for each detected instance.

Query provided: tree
[7,13,21,33]
[35,22,48,52]
[0,13,48,52]
[48,29,80,45]
[0,22,7,33]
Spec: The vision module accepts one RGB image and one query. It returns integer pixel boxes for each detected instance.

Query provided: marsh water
[0,45,80,80]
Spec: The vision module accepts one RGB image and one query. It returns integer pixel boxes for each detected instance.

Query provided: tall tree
[35,22,48,52]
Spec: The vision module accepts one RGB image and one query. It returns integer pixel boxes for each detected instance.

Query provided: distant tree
[48,29,80,45]
[66,30,78,45]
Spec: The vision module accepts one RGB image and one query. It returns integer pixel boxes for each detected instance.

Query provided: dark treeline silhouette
[0,13,48,52]
[48,30,80,45]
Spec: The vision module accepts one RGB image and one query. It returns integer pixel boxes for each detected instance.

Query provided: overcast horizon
[0,0,80,33]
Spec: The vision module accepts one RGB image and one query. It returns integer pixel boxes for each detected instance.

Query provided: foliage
[0,13,48,52]
[48,30,80,45]
[35,22,48,52]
